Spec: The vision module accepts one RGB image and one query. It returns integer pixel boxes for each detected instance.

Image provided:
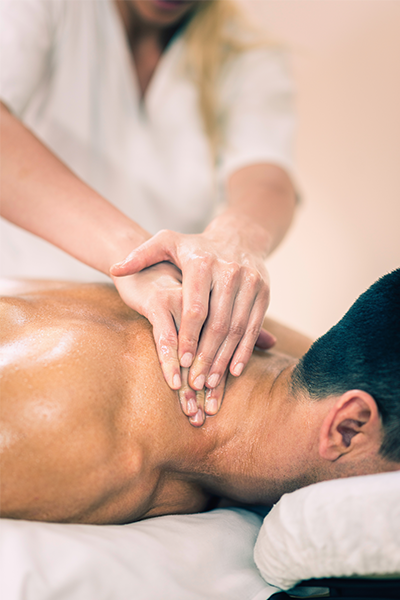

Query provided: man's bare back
[6,278,395,526]
[0,280,316,524]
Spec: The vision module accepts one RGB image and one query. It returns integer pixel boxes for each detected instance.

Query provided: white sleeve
[218,47,296,181]
[0,0,59,116]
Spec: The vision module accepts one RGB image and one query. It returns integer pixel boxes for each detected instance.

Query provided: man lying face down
[0,270,399,524]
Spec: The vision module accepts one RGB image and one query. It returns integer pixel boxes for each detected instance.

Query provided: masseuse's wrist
[204,210,273,260]
[104,223,151,277]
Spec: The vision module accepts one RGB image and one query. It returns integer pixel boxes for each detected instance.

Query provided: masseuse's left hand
[113,261,228,426]
[111,212,276,398]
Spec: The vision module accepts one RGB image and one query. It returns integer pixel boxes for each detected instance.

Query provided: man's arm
[262,316,314,359]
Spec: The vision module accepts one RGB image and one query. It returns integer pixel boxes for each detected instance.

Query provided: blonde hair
[182,1,268,157]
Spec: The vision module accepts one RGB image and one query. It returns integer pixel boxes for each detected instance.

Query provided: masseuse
[0,0,297,410]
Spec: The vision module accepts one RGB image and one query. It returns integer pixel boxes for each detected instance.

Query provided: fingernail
[112,258,128,269]
[207,373,220,388]
[190,409,204,426]
[187,398,198,415]
[180,352,193,368]
[205,397,218,415]
[173,373,181,389]
[232,362,244,377]
[193,374,205,390]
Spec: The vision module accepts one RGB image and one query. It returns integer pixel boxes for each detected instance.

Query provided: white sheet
[0,508,277,600]
[254,471,400,590]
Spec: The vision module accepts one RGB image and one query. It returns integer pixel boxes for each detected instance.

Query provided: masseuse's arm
[0,103,150,270]
[0,102,278,403]
[0,102,181,389]
[111,163,297,412]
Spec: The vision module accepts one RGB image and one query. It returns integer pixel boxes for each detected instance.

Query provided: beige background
[238,0,400,338]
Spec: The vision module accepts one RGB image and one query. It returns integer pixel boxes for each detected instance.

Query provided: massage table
[1,471,399,599]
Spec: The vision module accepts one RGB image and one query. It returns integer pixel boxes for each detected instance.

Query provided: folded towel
[254,471,400,590]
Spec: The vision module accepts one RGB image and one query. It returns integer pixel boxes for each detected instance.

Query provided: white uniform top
[0,0,295,281]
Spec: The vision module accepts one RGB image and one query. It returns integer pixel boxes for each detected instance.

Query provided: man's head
[291,268,400,475]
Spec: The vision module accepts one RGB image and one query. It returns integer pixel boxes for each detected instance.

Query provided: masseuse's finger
[204,370,228,416]
[179,367,199,417]
[187,268,239,390]
[210,300,265,378]
[229,292,269,376]
[178,367,206,427]
[112,263,184,391]
[191,267,268,390]
[189,386,206,427]
[151,311,181,390]
[177,255,213,374]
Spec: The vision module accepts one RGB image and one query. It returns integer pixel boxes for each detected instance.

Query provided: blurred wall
[238,0,400,338]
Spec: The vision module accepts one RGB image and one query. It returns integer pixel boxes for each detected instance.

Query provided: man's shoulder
[0,279,145,322]
[262,316,313,359]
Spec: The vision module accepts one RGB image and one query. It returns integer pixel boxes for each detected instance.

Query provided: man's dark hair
[292,269,400,462]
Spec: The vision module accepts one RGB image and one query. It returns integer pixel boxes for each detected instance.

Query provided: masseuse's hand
[179,367,229,427]
[113,261,184,388]
[113,262,227,426]
[111,214,276,395]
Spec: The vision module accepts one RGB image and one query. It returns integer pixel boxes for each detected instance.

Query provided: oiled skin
[0,281,312,524]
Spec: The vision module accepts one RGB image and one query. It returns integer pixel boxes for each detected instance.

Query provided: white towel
[254,471,400,590]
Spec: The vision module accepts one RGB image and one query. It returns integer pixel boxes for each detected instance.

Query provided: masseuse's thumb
[110,239,171,277]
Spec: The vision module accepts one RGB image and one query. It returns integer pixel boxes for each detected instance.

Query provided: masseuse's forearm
[0,102,149,273]
[208,163,297,257]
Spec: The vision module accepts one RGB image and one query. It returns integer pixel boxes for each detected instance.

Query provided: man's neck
[164,352,323,507]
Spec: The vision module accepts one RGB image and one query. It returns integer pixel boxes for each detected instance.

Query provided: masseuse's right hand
[111,225,275,393]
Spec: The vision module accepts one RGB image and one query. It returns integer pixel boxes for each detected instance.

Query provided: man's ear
[319,390,382,461]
